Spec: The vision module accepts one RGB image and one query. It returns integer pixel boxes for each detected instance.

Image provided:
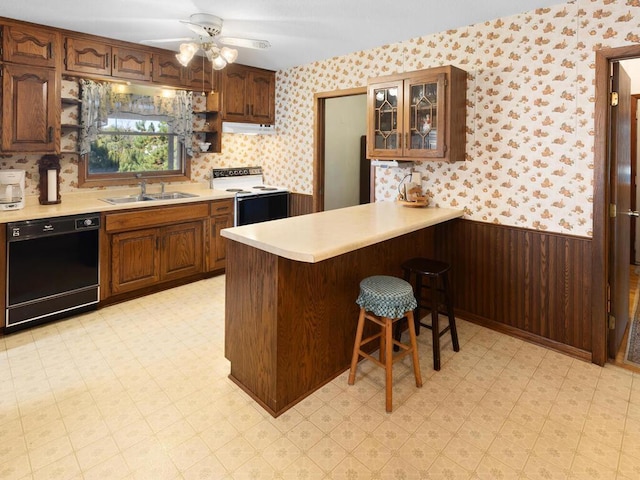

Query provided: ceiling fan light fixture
[220,47,238,64]
[211,55,227,70]
[176,42,198,67]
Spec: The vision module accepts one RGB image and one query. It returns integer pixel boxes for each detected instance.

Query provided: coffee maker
[0,169,25,210]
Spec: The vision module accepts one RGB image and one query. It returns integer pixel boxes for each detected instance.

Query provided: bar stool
[348,275,423,412]
[394,258,460,371]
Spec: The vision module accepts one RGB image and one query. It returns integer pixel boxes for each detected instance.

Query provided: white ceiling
[2,0,565,71]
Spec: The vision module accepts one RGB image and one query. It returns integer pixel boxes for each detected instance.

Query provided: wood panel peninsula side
[222,202,463,417]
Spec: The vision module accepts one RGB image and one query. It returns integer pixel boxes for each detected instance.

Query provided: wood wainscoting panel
[436,219,593,359]
[289,193,314,217]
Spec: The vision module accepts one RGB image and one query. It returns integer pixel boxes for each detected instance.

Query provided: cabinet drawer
[105,203,209,232]
[210,199,233,216]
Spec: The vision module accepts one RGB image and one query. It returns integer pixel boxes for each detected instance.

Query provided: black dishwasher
[5,213,100,332]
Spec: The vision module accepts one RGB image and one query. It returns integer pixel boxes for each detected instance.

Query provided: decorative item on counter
[397,172,428,207]
[38,155,61,205]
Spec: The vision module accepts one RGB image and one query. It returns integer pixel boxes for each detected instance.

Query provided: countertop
[0,183,236,223]
[221,202,463,263]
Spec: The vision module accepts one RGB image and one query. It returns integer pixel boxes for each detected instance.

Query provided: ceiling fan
[147,13,271,70]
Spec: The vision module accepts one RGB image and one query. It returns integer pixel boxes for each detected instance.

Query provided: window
[78,81,193,187]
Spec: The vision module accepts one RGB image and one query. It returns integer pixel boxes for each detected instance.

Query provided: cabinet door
[161,221,204,281]
[2,24,58,67]
[249,70,275,124]
[404,73,446,158]
[222,64,249,121]
[1,64,59,153]
[112,46,151,81]
[152,52,184,87]
[210,199,233,271]
[111,228,160,294]
[65,37,111,75]
[367,79,404,159]
[186,61,220,91]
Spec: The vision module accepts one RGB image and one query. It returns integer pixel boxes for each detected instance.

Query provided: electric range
[211,166,289,226]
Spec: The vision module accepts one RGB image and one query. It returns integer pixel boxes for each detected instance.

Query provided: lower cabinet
[102,201,231,300]
[210,199,233,271]
[110,221,204,295]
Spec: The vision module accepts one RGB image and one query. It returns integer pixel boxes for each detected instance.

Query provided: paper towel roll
[47,169,57,202]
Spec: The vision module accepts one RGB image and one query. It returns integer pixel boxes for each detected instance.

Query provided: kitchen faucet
[139,179,146,195]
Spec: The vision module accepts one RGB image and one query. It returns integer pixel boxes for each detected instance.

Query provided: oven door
[235,191,289,226]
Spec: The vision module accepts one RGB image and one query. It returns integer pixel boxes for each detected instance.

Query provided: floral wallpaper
[3,0,640,239]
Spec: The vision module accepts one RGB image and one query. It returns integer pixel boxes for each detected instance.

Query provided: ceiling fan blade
[219,37,271,50]
[140,37,194,45]
[180,20,211,38]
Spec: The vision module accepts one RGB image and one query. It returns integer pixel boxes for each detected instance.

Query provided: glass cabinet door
[367,80,404,158]
[404,73,446,158]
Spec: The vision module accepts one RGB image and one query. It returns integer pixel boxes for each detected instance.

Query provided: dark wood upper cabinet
[65,37,111,76]
[222,64,275,124]
[151,52,184,87]
[367,65,466,163]
[1,63,59,152]
[112,46,152,81]
[1,24,58,68]
[186,61,221,92]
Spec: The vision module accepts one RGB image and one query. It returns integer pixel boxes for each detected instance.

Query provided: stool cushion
[356,275,417,318]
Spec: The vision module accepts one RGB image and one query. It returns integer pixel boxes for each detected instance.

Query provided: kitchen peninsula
[222,202,463,416]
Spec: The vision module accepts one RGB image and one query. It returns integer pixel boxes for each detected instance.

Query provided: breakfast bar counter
[222,202,463,416]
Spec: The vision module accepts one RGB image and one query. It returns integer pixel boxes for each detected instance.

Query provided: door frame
[594,45,640,365]
[313,87,367,213]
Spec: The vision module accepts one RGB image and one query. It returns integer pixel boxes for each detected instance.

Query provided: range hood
[222,122,276,135]
[370,160,414,168]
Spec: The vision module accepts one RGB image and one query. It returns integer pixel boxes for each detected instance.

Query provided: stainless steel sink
[101,192,198,205]
[143,192,198,200]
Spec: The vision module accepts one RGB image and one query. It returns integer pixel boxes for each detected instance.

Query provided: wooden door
[403,72,446,159]
[111,228,160,294]
[112,46,151,81]
[161,221,204,281]
[249,70,275,124]
[609,62,632,358]
[151,52,184,87]
[1,64,59,152]
[64,37,111,75]
[222,64,249,121]
[2,24,58,67]
[210,200,233,271]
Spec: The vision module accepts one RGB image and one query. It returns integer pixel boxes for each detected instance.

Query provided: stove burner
[226,188,243,192]
[261,187,277,191]
[236,190,251,194]
[253,186,266,189]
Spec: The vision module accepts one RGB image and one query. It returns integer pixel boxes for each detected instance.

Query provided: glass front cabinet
[367,65,466,163]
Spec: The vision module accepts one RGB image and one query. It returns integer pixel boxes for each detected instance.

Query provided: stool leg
[406,311,423,388]
[431,277,441,371]
[442,273,460,352]
[414,274,422,336]
[348,308,366,385]
[384,317,393,412]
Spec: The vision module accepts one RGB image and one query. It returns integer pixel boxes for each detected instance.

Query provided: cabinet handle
[48,43,53,60]
[405,132,408,150]
[106,54,109,68]
[48,127,53,143]
[113,54,117,68]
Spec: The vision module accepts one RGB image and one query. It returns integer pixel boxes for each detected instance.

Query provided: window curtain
[79,79,193,156]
